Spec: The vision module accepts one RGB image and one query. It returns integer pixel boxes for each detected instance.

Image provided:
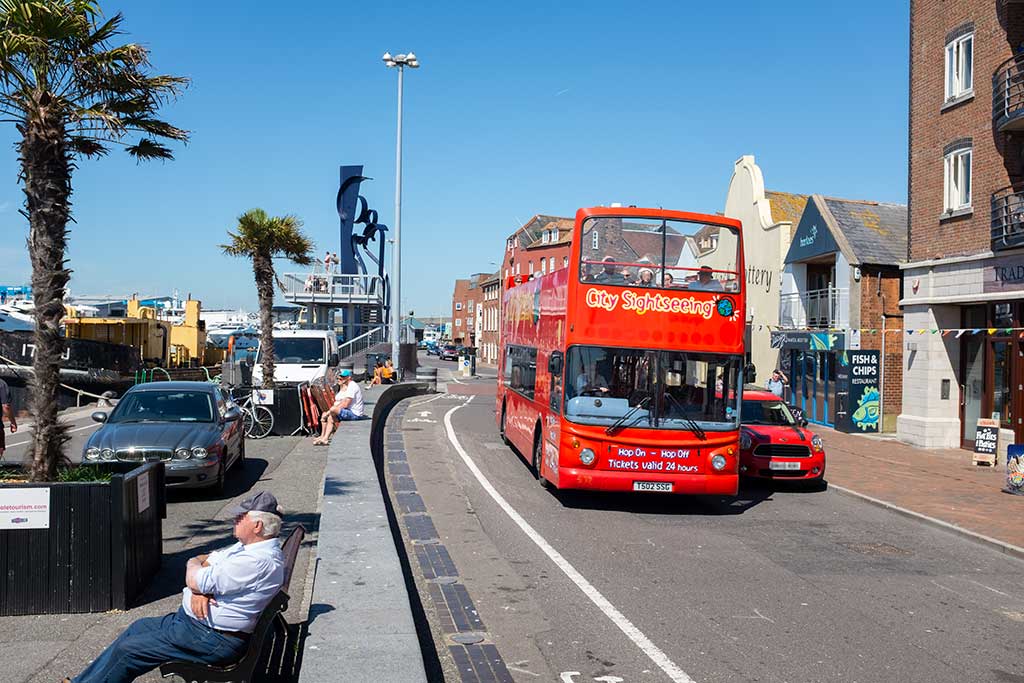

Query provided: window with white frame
[542,230,549,244]
[529,261,534,274]
[552,228,559,242]
[456,318,462,327]
[592,230,599,251]
[945,32,973,102]
[455,302,463,311]
[549,257,555,271]
[542,259,547,274]
[516,263,521,275]
[563,256,568,267]
[943,145,972,212]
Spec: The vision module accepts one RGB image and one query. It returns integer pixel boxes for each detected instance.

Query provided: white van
[252,329,339,385]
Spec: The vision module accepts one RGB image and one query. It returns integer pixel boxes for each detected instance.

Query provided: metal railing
[280,272,385,305]
[338,325,388,360]
[779,287,849,329]
[993,53,1024,131]
[991,186,1024,251]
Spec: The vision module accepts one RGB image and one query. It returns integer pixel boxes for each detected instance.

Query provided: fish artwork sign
[837,351,881,434]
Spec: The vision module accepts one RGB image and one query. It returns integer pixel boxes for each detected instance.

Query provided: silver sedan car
[83,381,246,491]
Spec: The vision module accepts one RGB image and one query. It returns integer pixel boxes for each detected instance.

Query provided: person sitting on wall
[312,368,366,445]
[64,492,286,683]
[381,358,396,384]
[369,360,385,386]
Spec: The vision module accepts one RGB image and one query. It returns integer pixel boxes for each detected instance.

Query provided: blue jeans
[335,408,363,421]
[74,607,247,683]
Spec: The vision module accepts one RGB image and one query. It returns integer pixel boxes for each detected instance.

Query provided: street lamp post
[383,50,419,371]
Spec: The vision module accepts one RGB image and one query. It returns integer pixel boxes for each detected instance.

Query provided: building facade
[450,272,494,347]
[899,1,1024,449]
[479,275,501,364]
[503,215,574,287]
[774,195,906,432]
[722,155,808,382]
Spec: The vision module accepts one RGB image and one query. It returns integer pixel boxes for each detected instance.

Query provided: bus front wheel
[500,404,510,446]
[533,430,551,489]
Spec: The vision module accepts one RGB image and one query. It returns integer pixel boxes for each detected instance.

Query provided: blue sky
[0,1,910,316]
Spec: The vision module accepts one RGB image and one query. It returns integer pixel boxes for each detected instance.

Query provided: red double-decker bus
[497,207,745,495]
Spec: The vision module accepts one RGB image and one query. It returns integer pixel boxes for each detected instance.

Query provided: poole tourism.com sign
[0,488,50,530]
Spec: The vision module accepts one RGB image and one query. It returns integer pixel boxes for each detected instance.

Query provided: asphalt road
[1,404,101,465]
[401,356,1024,683]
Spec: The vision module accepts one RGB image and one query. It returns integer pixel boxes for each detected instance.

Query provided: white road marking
[410,394,445,406]
[5,422,98,448]
[443,398,696,683]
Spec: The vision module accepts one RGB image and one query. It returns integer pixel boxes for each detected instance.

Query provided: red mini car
[739,390,825,485]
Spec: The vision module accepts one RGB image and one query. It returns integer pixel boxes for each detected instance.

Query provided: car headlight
[174,448,191,460]
[711,454,728,471]
[191,447,209,459]
[739,432,752,450]
[85,447,101,460]
[811,434,824,453]
[100,448,115,460]
[579,448,596,466]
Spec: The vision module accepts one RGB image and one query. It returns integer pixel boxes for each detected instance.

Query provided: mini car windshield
[742,399,797,426]
[110,391,215,423]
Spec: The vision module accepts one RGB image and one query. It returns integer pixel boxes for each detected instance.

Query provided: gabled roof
[525,218,574,249]
[513,214,573,249]
[766,191,809,237]
[821,196,907,265]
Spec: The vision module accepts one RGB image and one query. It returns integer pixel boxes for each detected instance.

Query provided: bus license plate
[769,461,801,471]
[633,481,673,492]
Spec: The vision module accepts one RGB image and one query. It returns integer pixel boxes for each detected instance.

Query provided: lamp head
[383,51,396,67]
[406,51,420,67]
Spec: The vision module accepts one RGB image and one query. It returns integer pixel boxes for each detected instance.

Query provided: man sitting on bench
[65,492,286,683]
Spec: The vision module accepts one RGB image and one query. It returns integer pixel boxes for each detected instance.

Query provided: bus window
[507,345,538,400]
[578,216,741,293]
[564,345,740,431]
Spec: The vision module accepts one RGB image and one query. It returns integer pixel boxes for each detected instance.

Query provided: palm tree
[221,209,313,388]
[0,0,189,482]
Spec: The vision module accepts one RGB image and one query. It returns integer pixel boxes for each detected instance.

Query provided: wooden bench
[160,525,306,683]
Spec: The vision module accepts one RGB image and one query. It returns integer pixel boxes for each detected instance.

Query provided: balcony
[991,187,1024,251]
[280,273,385,307]
[780,288,849,330]
[993,54,1024,132]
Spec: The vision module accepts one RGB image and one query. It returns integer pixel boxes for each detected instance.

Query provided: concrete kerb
[828,484,1024,562]
[298,382,435,683]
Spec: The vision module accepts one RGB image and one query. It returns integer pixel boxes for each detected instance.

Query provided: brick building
[479,274,501,365]
[899,1,1024,449]
[503,215,574,287]
[774,195,906,432]
[450,272,493,347]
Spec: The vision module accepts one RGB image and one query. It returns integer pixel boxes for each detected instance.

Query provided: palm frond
[68,134,106,156]
[125,137,173,160]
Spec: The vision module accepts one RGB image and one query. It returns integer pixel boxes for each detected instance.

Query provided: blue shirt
[182,538,284,633]
[766,378,785,397]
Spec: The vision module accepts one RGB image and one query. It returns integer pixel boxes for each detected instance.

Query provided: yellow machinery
[64,297,210,368]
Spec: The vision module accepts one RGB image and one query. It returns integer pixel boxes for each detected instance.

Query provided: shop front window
[993,341,1012,425]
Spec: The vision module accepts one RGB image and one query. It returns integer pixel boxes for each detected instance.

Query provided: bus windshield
[564,345,741,431]
[578,216,741,293]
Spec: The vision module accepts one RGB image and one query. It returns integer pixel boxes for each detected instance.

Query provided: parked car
[739,389,825,486]
[439,344,460,361]
[83,381,245,491]
[424,342,440,356]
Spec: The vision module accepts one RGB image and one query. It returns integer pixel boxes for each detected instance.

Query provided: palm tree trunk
[253,253,276,388]
[20,112,72,481]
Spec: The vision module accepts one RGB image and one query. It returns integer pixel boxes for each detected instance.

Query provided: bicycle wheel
[247,405,274,439]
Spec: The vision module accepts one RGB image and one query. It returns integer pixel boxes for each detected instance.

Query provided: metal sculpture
[336,165,390,340]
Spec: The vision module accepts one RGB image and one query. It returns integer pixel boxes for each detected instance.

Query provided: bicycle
[230,386,274,439]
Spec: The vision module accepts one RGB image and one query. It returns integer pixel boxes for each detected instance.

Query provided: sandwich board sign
[973,418,999,466]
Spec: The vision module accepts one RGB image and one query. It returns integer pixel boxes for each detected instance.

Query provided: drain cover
[450,633,486,645]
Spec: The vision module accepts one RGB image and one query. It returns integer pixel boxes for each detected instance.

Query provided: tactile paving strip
[387,403,514,683]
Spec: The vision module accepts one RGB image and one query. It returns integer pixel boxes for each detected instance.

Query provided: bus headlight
[85,447,101,460]
[579,448,596,466]
[811,434,824,453]
[711,454,728,471]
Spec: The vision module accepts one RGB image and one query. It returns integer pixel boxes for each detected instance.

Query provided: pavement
[0,433,324,683]
[389,355,1024,682]
[813,426,1024,553]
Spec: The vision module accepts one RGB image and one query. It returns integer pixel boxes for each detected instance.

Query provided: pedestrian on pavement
[312,368,365,444]
[0,377,16,460]
[65,491,286,683]
[766,369,788,398]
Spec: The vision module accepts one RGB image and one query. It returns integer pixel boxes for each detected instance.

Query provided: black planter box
[0,461,167,616]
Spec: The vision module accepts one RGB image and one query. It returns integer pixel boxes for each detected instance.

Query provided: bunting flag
[989,328,998,335]
[956,330,968,338]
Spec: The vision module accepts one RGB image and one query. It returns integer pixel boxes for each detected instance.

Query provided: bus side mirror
[548,352,563,376]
